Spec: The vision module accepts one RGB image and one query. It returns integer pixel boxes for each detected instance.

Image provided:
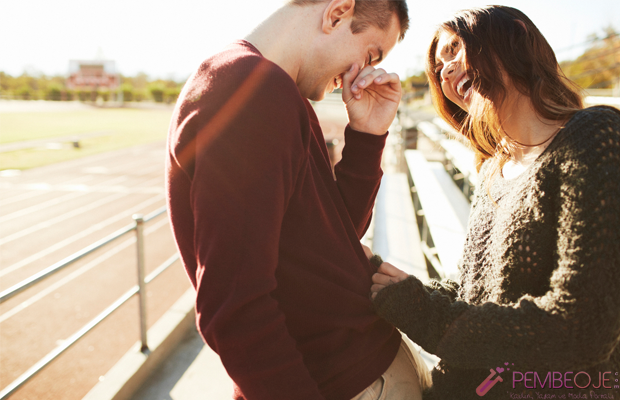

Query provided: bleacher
[367,115,477,370]
[380,117,475,281]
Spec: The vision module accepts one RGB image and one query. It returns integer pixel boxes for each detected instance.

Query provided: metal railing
[0,206,179,399]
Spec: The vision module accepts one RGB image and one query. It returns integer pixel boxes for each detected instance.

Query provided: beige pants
[351,339,432,400]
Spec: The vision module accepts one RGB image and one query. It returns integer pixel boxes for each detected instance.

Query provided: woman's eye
[450,41,460,55]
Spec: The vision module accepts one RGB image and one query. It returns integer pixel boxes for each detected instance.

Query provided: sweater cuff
[373,275,427,315]
[338,124,388,177]
[372,276,429,339]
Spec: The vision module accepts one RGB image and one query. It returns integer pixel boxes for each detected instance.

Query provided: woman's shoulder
[542,106,620,188]
[563,106,620,138]
[582,105,620,118]
[552,106,620,155]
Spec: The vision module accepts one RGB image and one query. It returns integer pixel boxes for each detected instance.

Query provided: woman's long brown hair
[426,6,583,175]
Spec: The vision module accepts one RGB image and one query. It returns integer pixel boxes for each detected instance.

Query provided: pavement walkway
[132,328,234,400]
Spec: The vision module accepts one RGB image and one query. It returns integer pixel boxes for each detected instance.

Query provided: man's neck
[244,4,318,85]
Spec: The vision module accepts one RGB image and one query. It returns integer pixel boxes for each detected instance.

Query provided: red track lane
[0,141,190,400]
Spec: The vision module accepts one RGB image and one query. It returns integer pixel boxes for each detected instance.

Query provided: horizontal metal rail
[0,206,167,304]
[0,205,173,399]
[0,253,180,400]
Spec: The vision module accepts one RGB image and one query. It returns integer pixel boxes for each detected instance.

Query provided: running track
[0,141,189,400]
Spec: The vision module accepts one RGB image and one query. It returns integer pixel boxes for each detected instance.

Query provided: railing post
[133,214,148,352]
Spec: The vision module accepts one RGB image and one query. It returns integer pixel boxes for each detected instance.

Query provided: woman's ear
[322,0,355,34]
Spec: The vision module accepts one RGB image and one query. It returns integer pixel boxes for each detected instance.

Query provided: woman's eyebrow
[435,46,449,66]
[434,43,450,66]
[440,42,452,57]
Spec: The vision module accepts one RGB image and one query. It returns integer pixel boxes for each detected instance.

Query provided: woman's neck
[499,93,564,163]
[498,92,565,179]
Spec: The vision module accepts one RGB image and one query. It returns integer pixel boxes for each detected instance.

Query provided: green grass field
[0,106,174,170]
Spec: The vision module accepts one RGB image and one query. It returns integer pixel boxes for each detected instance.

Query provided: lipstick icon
[476,369,504,396]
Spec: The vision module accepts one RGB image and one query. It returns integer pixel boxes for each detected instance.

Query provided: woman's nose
[441,61,457,81]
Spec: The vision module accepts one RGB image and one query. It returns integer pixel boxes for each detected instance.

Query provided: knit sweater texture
[373,106,620,399]
[166,41,401,400]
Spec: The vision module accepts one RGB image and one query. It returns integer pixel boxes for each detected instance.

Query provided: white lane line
[8,151,123,178]
[20,144,159,176]
[0,176,96,207]
[0,190,48,207]
[0,159,164,194]
[0,217,171,324]
[4,141,164,185]
[0,145,163,196]
[0,176,164,246]
[0,183,163,195]
[0,194,165,278]
[0,176,129,223]
[0,192,85,223]
[97,155,165,176]
[0,192,126,246]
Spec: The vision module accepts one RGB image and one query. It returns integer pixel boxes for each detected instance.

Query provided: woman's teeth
[457,76,470,96]
[463,86,472,99]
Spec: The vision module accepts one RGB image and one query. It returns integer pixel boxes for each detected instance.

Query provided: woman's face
[434,31,472,111]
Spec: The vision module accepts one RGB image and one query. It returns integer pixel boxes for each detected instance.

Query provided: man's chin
[307,91,326,102]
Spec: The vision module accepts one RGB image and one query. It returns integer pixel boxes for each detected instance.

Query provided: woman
[370,6,620,400]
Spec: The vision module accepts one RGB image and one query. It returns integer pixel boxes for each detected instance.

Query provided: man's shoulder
[182,40,303,108]
[170,41,313,163]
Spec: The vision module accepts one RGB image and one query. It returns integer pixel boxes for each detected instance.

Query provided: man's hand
[342,64,402,136]
[371,261,409,299]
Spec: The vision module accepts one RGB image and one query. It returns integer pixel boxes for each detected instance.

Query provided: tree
[561,27,620,89]
[0,70,188,102]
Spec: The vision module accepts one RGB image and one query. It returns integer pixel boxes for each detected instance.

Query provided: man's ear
[514,19,527,34]
[322,0,355,34]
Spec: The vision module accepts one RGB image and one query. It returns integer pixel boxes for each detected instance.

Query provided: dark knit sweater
[166,41,401,400]
[373,106,620,399]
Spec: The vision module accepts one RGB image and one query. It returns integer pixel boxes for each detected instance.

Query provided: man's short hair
[290,0,409,41]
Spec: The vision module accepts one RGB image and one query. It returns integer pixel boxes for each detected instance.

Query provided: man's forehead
[370,15,401,57]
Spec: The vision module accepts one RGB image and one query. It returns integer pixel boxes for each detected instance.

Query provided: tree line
[560,27,620,90]
[0,72,185,103]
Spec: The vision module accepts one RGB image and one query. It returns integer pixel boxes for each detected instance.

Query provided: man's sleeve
[373,110,620,371]
[188,72,323,399]
[334,126,388,237]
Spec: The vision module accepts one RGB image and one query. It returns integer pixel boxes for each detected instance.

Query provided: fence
[0,206,178,399]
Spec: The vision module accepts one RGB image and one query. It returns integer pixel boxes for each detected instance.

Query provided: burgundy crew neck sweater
[165,40,401,400]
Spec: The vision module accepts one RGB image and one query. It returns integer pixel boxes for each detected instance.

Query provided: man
[166,0,420,399]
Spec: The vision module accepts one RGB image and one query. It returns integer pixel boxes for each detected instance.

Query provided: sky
[1,0,618,81]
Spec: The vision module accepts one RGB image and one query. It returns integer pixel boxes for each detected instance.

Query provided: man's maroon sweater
[165,41,400,400]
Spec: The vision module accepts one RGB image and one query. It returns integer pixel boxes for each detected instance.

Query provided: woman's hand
[371,261,409,299]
